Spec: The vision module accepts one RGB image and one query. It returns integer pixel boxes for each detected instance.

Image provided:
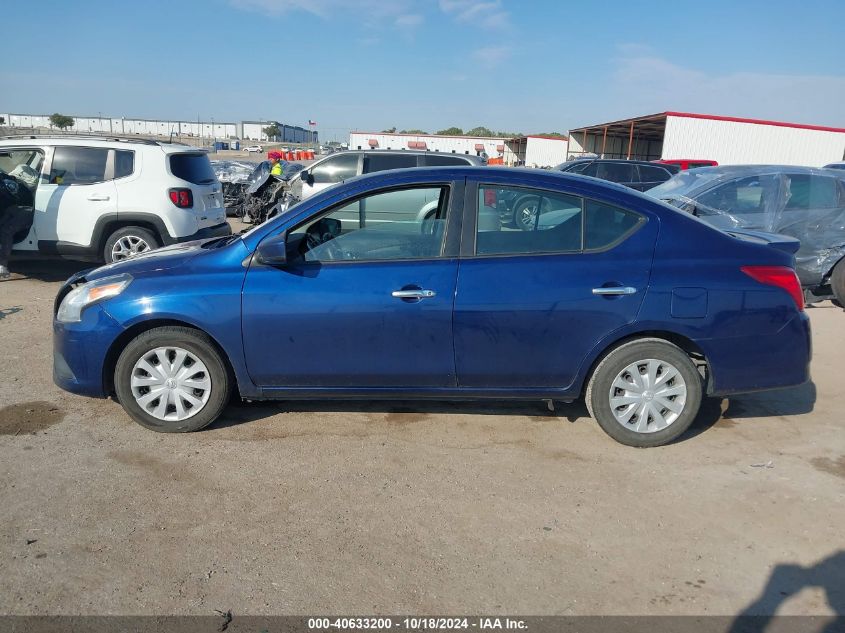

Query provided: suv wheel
[586,339,703,447]
[104,226,160,263]
[114,326,231,432]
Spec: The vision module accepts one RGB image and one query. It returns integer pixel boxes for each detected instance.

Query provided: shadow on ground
[208,381,817,445]
[6,258,93,283]
[728,550,844,632]
[209,398,588,431]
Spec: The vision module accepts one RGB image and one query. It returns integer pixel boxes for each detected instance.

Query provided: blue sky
[2,0,844,141]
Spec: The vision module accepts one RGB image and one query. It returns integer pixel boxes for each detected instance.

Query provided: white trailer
[567,111,845,167]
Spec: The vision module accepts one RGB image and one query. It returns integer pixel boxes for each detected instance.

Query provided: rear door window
[169,153,216,184]
[311,153,359,184]
[364,153,419,173]
[595,162,635,183]
[475,185,583,255]
[50,146,108,185]
[696,175,781,215]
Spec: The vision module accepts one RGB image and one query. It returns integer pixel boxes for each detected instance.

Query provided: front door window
[289,186,449,262]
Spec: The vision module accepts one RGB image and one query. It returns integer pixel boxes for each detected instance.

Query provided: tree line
[380,126,566,138]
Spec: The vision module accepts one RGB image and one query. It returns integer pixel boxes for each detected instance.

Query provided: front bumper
[166,222,231,246]
[53,304,125,398]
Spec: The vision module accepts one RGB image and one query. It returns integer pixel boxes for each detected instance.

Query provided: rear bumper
[166,222,231,245]
[703,312,812,396]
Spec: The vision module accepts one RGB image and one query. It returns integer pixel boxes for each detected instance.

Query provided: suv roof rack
[0,134,164,146]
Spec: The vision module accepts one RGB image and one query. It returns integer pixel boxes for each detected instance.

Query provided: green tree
[466,126,494,137]
[538,132,567,138]
[400,129,427,134]
[436,126,463,135]
[263,123,281,139]
[49,113,75,131]
[381,126,397,133]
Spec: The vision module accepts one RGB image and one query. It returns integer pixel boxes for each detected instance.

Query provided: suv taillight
[168,188,193,208]
[741,266,804,311]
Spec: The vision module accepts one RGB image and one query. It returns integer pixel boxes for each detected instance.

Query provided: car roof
[687,164,845,177]
[0,135,204,153]
[567,158,675,166]
[340,149,485,163]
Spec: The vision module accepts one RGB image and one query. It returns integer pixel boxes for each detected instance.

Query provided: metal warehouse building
[567,111,845,167]
[240,121,317,144]
[348,132,569,167]
[0,112,316,144]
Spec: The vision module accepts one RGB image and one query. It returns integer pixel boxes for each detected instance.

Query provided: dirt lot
[0,240,843,617]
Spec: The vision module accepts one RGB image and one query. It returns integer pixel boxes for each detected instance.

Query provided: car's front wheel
[586,338,703,447]
[114,326,231,432]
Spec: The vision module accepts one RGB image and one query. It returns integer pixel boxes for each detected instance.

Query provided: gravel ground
[0,243,843,617]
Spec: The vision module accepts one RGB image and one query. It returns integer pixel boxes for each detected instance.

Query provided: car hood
[73,239,217,283]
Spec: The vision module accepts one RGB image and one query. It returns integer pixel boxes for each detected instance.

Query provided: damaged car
[648,165,845,306]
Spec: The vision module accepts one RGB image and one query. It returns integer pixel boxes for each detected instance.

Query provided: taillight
[741,266,804,311]
[168,188,193,208]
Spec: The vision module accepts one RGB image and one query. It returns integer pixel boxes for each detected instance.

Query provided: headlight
[57,274,133,323]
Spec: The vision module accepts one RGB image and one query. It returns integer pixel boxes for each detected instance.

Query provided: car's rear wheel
[831,258,845,308]
[104,226,160,263]
[114,326,231,432]
[586,339,703,447]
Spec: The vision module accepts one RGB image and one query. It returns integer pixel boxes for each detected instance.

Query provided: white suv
[0,136,230,263]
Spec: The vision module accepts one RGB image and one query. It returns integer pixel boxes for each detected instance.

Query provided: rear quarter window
[169,153,216,184]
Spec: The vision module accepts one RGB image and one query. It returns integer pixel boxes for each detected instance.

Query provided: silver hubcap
[518,204,538,228]
[608,358,687,434]
[130,347,212,422]
[112,235,151,261]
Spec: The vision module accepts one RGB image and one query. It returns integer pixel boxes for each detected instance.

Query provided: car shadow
[209,397,588,431]
[727,550,844,633]
[209,381,816,443]
[6,257,94,283]
[678,381,817,443]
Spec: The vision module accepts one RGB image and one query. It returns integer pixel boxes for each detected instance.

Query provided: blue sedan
[53,167,811,447]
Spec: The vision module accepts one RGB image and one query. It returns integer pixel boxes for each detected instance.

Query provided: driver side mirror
[301,170,314,186]
[255,231,288,267]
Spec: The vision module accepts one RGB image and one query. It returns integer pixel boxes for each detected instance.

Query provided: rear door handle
[392,289,436,300]
[87,194,110,201]
[592,286,637,296]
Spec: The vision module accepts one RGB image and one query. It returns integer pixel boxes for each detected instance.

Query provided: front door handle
[392,289,436,300]
[592,286,637,296]
[87,194,110,201]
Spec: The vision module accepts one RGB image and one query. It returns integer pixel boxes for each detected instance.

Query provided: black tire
[586,338,703,448]
[103,226,160,263]
[831,258,845,308]
[114,326,231,433]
